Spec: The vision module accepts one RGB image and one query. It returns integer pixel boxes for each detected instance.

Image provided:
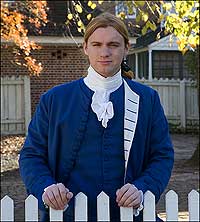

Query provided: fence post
[1,196,14,221]
[188,190,199,221]
[143,191,155,221]
[25,195,38,221]
[166,190,178,221]
[50,208,63,221]
[120,207,133,221]
[24,75,31,135]
[135,53,139,79]
[180,79,186,130]
[97,192,110,221]
[148,49,153,81]
[75,192,87,221]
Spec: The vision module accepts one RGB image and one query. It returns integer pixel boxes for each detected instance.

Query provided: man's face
[83,26,129,77]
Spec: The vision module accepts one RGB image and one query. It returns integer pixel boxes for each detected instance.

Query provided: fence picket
[97,191,110,221]
[188,190,199,221]
[75,192,87,221]
[166,190,178,221]
[143,191,155,221]
[1,195,14,221]
[50,208,63,221]
[120,207,133,221]
[25,195,38,221]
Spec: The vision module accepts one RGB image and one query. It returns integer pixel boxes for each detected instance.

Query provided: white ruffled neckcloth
[84,65,123,128]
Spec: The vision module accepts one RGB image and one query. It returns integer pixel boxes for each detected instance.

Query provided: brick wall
[30,45,88,115]
[1,44,89,115]
[1,46,29,76]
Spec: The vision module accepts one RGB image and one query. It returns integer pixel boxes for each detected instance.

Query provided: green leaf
[142,13,148,22]
[135,14,141,23]
[141,26,147,35]
[163,2,172,11]
[135,1,145,7]
[149,21,157,31]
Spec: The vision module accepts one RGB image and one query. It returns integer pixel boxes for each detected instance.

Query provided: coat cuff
[132,185,144,217]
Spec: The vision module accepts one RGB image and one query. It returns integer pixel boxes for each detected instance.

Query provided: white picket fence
[0,75,31,135]
[138,78,199,131]
[1,76,199,135]
[1,190,199,221]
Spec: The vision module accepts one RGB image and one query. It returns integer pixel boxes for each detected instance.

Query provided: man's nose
[100,47,111,57]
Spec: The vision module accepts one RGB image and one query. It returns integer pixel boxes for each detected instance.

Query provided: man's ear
[83,42,88,56]
[126,42,131,49]
[124,42,130,57]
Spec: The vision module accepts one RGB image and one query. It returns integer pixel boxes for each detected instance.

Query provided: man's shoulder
[44,78,82,97]
[124,78,155,96]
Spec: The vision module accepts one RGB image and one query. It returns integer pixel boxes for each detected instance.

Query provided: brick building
[1,1,139,114]
[1,2,97,114]
[1,1,198,135]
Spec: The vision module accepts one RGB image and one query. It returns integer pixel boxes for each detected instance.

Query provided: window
[127,54,135,73]
[138,52,148,79]
[115,2,136,19]
[127,52,149,79]
[152,51,195,79]
[153,51,181,79]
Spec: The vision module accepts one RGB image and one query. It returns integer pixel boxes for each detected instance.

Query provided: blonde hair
[84,13,134,79]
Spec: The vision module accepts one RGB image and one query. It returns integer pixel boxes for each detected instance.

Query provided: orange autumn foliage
[1,1,48,75]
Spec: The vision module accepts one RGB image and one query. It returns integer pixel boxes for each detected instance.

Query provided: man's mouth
[98,61,112,64]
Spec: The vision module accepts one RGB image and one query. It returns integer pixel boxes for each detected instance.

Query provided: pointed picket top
[120,207,133,221]
[50,208,63,221]
[1,195,14,221]
[25,195,38,221]
[1,195,13,202]
[143,191,155,221]
[188,190,199,221]
[97,191,110,221]
[166,190,178,221]
[75,192,88,221]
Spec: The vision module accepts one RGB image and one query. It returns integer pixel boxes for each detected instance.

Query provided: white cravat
[84,65,123,128]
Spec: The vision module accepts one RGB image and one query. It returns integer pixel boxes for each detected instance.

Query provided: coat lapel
[124,80,140,170]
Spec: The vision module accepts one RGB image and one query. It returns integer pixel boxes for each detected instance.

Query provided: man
[19,13,174,221]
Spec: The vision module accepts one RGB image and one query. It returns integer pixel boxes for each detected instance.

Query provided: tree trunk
[188,46,199,167]
[187,143,199,166]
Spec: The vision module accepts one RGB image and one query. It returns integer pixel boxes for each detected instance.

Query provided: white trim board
[149,34,179,50]
[129,34,179,54]
[1,36,136,45]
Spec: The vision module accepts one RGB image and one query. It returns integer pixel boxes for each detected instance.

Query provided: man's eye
[110,44,119,47]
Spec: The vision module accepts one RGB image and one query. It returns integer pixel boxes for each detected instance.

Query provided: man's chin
[97,68,117,78]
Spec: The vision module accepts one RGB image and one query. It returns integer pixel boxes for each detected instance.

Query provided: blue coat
[19,77,174,220]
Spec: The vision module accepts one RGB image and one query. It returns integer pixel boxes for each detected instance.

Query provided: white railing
[1,190,199,221]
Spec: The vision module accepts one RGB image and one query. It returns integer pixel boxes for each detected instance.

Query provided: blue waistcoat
[65,80,125,220]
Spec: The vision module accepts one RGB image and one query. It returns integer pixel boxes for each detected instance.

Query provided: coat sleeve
[133,90,174,203]
[19,93,56,210]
